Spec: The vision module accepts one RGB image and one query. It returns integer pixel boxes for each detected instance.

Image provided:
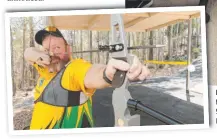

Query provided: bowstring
[47,34,58,103]
[48,33,69,103]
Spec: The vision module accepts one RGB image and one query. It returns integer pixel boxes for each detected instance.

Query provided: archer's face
[42,35,70,63]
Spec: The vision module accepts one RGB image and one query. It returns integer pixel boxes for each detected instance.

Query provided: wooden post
[186,19,192,97]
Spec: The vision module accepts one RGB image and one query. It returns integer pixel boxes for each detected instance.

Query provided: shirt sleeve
[33,63,49,77]
[61,59,96,97]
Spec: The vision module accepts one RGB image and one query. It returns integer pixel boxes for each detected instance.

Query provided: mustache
[48,58,69,73]
[50,55,61,63]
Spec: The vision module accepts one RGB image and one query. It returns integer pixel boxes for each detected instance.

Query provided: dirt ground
[13,90,34,130]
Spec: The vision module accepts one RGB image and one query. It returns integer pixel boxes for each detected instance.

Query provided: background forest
[10,16,201,95]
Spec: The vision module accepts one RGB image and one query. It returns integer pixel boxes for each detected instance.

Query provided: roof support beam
[163,13,190,19]
[88,15,101,29]
[190,13,200,19]
[146,19,185,31]
[124,17,147,29]
[125,13,150,17]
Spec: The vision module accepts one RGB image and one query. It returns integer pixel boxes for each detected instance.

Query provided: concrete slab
[92,86,204,127]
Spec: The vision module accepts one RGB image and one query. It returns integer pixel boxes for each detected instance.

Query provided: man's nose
[51,47,59,53]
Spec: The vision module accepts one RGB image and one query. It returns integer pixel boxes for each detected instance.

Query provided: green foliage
[192,47,200,53]
[192,47,201,59]
[192,18,200,29]
[170,55,187,61]
[191,46,201,59]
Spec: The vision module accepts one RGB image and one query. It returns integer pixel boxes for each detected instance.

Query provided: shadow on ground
[92,86,204,127]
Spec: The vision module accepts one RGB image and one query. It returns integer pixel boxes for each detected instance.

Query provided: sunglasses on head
[45,26,57,32]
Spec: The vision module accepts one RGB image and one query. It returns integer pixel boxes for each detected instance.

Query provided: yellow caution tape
[144,60,188,65]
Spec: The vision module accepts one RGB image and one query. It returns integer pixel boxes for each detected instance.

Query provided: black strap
[34,65,85,107]
[103,68,112,84]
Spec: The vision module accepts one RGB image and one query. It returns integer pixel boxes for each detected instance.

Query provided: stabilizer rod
[127,99,184,125]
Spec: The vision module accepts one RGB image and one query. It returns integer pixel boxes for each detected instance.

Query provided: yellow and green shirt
[30,59,95,129]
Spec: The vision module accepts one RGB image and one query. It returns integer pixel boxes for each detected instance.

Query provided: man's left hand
[105,55,151,82]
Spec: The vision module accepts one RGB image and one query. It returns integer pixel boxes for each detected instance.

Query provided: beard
[48,54,70,73]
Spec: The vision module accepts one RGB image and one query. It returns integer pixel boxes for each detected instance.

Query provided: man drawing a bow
[24,26,150,129]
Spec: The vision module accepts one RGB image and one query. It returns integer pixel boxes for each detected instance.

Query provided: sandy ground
[13,90,34,130]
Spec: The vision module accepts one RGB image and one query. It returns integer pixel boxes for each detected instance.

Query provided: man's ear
[66,45,72,55]
[68,45,72,53]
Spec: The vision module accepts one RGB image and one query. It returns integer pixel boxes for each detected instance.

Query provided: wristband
[103,69,112,84]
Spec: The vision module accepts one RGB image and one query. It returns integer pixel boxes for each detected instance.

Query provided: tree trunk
[72,30,75,58]
[140,32,145,61]
[69,31,73,53]
[80,30,83,58]
[29,17,36,87]
[132,32,136,46]
[159,29,164,61]
[149,31,154,60]
[89,31,93,63]
[97,31,100,63]
[106,31,110,64]
[11,26,16,96]
[167,25,173,59]
[196,18,200,47]
[22,18,26,90]
[144,32,148,60]
[176,23,180,56]
[127,32,130,47]
[73,30,75,46]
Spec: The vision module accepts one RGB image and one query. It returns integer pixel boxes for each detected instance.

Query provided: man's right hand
[36,53,51,67]
[24,47,51,67]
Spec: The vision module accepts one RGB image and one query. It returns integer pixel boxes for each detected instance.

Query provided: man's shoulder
[65,58,91,67]
[62,58,92,81]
